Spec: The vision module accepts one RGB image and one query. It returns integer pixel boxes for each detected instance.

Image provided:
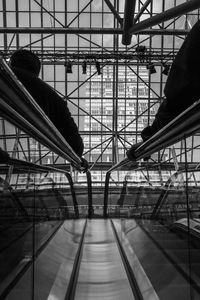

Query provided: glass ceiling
[0,0,200,185]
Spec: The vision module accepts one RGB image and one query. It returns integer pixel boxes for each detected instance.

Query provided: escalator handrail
[86,170,93,218]
[108,98,200,173]
[3,157,80,218]
[110,219,145,300]
[104,99,200,216]
[65,219,87,300]
[0,58,84,171]
[5,157,93,218]
[151,167,200,219]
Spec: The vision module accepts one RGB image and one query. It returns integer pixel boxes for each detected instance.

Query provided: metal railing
[0,58,83,169]
[104,99,200,217]
[151,168,200,220]
[2,157,80,218]
[0,58,93,218]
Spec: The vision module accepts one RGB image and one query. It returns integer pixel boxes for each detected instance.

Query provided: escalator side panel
[74,219,135,300]
[5,219,85,300]
[114,219,200,300]
[112,220,159,300]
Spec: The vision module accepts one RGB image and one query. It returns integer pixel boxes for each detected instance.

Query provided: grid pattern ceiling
[0,0,200,184]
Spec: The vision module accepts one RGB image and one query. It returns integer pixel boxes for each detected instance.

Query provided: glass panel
[0,1,200,298]
[0,172,33,299]
[106,135,200,298]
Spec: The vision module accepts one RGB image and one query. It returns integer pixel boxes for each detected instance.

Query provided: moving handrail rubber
[110,219,144,300]
[0,58,93,218]
[2,157,80,218]
[104,99,200,217]
[2,157,93,219]
[65,219,87,300]
[0,58,83,170]
[151,167,200,220]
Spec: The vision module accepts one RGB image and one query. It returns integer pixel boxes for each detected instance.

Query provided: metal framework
[0,49,178,64]
[0,0,200,186]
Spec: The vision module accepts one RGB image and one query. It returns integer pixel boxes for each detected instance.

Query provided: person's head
[10,49,41,77]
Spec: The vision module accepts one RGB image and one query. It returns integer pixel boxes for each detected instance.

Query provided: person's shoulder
[11,66,38,81]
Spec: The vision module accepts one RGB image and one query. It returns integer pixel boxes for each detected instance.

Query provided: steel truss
[0,0,200,186]
[0,49,177,64]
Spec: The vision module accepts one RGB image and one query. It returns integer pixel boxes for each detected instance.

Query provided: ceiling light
[147,63,156,75]
[65,61,72,73]
[82,61,87,74]
[95,61,101,75]
[162,64,170,76]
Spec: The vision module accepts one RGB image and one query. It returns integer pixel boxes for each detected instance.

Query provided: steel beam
[0,27,189,36]
[122,0,137,45]
[0,27,123,34]
[129,0,200,34]
[140,29,188,35]
[108,99,200,171]
[134,0,152,23]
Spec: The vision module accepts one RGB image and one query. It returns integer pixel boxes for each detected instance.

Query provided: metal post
[65,173,79,218]
[122,0,137,45]
[103,172,111,218]
[86,170,93,218]
[134,0,152,23]
[129,0,200,35]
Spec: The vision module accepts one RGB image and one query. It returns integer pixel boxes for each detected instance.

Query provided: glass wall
[105,134,200,299]
[1,1,200,299]
[0,166,89,298]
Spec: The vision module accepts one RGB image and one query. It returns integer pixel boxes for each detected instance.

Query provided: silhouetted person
[10,49,84,157]
[127,20,200,160]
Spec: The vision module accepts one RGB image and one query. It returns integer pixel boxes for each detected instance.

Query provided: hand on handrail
[71,157,89,173]
[126,142,143,161]
[80,157,89,173]
[126,142,150,161]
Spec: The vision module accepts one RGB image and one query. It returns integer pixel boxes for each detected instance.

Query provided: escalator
[2,219,156,300]
[67,219,143,300]
[3,217,200,299]
[119,218,200,299]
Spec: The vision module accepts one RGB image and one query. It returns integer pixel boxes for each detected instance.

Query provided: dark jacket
[11,66,84,157]
[141,20,200,141]
[164,20,200,114]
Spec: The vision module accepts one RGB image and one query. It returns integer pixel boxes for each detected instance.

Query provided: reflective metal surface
[74,219,134,300]
[5,218,200,300]
[5,220,85,300]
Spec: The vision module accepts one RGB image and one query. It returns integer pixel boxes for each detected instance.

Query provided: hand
[80,157,89,173]
[127,142,151,161]
[70,157,89,173]
[126,142,143,161]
